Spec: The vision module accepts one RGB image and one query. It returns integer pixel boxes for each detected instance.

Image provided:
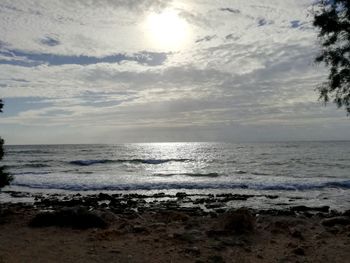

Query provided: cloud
[195,35,217,43]
[0,49,168,67]
[67,0,172,12]
[219,8,240,14]
[257,18,273,26]
[39,36,60,46]
[1,0,349,143]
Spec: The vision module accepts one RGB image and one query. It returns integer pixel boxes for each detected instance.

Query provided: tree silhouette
[313,0,350,114]
[0,99,12,188]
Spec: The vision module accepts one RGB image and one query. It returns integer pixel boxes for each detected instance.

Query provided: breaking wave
[13,179,350,191]
[153,172,220,177]
[69,158,191,166]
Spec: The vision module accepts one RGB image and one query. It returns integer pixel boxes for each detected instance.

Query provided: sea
[1,142,350,210]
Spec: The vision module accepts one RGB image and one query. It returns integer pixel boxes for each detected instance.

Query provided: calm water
[2,142,350,209]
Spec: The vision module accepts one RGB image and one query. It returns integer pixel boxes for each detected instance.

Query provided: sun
[144,9,190,51]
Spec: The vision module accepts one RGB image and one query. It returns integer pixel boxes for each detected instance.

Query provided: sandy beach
[1,192,350,263]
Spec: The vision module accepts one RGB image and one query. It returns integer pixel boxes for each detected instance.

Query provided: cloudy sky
[0,0,349,144]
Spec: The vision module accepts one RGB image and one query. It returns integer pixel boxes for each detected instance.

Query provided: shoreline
[1,191,350,262]
[1,188,350,212]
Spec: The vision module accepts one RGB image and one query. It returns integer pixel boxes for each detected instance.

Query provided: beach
[1,142,350,262]
[1,191,350,263]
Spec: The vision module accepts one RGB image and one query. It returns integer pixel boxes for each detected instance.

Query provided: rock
[193,198,206,204]
[343,210,350,217]
[109,249,121,254]
[209,212,218,218]
[321,216,350,227]
[289,228,304,240]
[0,207,11,225]
[153,192,166,198]
[176,192,187,198]
[291,205,329,213]
[206,230,227,237]
[29,207,109,229]
[265,195,279,199]
[185,220,200,230]
[274,218,304,229]
[184,246,200,256]
[178,207,203,215]
[9,192,31,198]
[95,230,123,240]
[328,227,340,234]
[149,222,167,228]
[132,225,148,233]
[223,208,255,234]
[216,193,253,201]
[205,203,222,209]
[97,210,117,222]
[173,231,202,243]
[293,247,305,256]
[214,208,226,214]
[261,209,295,216]
[157,211,190,223]
[208,255,225,263]
[98,193,112,201]
[99,203,108,208]
[220,237,245,247]
[244,247,252,253]
[287,242,297,248]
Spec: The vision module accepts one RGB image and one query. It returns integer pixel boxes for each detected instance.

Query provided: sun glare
[145,9,190,51]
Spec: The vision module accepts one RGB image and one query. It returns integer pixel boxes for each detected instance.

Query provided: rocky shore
[0,191,350,262]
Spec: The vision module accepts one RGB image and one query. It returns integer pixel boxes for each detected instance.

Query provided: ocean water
[2,142,350,209]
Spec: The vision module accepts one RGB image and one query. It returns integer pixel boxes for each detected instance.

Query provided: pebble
[293,247,305,256]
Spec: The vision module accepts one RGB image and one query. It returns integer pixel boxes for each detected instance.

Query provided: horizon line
[5,139,350,146]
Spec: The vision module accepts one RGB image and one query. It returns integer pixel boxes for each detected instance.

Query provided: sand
[0,192,350,263]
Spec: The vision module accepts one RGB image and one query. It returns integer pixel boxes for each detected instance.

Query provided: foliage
[313,0,350,114]
[0,167,12,188]
[0,99,13,188]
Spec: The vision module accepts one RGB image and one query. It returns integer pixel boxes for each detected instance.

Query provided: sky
[0,0,349,145]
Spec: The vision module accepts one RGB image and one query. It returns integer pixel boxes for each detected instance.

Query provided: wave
[264,161,287,166]
[153,172,220,177]
[13,179,350,191]
[6,150,52,154]
[7,163,51,168]
[25,163,51,168]
[69,158,191,166]
[69,159,111,166]
[13,171,51,175]
[251,171,270,176]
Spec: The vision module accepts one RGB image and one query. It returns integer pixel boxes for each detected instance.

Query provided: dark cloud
[40,36,60,46]
[0,49,168,67]
[225,34,239,40]
[0,2,42,16]
[258,18,267,26]
[257,18,273,26]
[11,78,29,82]
[0,40,7,48]
[195,35,216,43]
[290,20,302,28]
[219,8,240,14]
